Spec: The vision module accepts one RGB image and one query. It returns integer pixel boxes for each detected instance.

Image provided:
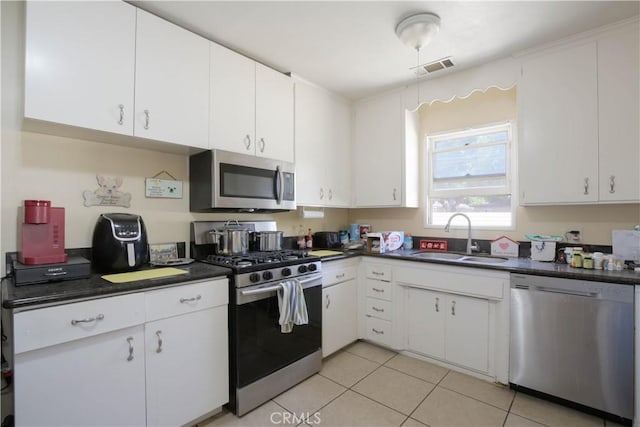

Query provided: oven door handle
[240,274,322,296]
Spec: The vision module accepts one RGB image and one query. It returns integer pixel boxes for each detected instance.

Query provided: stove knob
[307,263,317,272]
[249,273,260,283]
[262,271,273,281]
[297,265,308,273]
[281,268,292,277]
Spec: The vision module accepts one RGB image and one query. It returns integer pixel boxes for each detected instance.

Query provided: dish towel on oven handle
[276,279,309,333]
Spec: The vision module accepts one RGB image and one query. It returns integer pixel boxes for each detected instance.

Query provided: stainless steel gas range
[191,221,322,416]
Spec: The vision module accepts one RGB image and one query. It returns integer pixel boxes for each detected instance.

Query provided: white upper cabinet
[24,1,136,135]
[353,90,418,207]
[256,62,294,162]
[211,43,294,162]
[597,21,640,202]
[210,42,256,155]
[134,9,210,148]
[518,41,599,204]
[294,80,352,207]
[518,19,639,205]
[24,2,210,149]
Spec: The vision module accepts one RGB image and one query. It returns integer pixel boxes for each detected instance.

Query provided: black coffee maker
[91,213,149,273]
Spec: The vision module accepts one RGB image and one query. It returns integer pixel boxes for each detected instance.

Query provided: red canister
[24,200,51,224]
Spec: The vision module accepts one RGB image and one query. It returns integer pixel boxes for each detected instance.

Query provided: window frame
[423,121,517,231]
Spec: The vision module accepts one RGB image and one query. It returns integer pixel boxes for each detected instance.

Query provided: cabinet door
[597,23,640,202]
[24,1,136,135]
[14,326,146,427]
[210,43,256,154]
[326,97,352,207]
[294,81,329,206]
[256,63,295,162]
[406,288,445,359]
[445,295,489,373]
[322,279,358,357]
[134,9,209,148]
[145,306,229,426]
[353,91,403,207]
[518,42,598,204]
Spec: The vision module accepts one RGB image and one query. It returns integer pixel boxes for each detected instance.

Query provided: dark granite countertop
[366,250,640,285]
[2,261,232,310]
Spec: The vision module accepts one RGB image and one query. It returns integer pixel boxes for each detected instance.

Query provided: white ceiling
[130,1,639,101]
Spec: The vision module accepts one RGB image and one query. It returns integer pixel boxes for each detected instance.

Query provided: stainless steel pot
[208,227,249,255]
[250,231,283,251]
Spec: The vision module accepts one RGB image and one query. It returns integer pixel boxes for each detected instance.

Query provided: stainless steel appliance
[189,149,296,212]
[191,221,322,416]
[91,213,149,273]
[510,273,633,420]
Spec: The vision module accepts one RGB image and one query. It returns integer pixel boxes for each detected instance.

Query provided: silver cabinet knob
[118,104,124,125]
[155,330,163,353]
[126,337,134,362]
[143,110,150,130]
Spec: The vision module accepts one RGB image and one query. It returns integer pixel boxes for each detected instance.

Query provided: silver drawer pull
[126,336,134,362]
[435,297,440,312]
[609,175,616,193]
[335,273,345,279]
[372,306,384,313]
[180,295,202,303]
[372,287,384,293]
[244,134,252,149]
[451,300,456,316]
[118,104,124,125]
[325,294,330,309]
[372,271,384,276]
[71,313,104,325]
[144,109,150,130]
[372,328,384,335]
[155,330,163,353]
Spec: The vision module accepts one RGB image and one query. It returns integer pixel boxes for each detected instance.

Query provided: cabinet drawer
[365,264,391,281]
[365,316,392,347]
[322,264,357,288]
[14,293,145,354]
[145,279,228,322]
[365,279,392,301]
[365,297,392,321]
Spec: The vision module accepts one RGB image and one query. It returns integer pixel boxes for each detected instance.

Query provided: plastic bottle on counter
[582,253,593,269]
[306,228,313,249]
[403,234,413,250]
[571,249,583,268]
[593,252,604,270]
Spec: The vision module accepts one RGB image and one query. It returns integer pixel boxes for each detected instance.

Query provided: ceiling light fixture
[395,12,441,109]
[395,13,441,51]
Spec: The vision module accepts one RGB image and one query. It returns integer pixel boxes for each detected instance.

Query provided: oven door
[230,274,322,388]
[213,149,296,211]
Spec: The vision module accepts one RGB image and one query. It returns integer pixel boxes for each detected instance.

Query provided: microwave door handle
[275,165,283,205]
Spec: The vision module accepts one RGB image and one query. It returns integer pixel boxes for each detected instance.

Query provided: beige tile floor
[199,341,624,427]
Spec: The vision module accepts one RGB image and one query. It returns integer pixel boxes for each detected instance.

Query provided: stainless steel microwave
[189,149,296,212]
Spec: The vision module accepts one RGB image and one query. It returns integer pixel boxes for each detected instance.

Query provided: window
[426,122,514,229]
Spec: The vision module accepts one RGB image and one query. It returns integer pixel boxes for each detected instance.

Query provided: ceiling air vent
[412,56,455,76]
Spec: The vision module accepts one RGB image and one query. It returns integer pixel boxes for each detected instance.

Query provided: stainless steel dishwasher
[509,273,634,420]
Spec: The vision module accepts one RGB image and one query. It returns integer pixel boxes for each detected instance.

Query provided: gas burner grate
[206,250,310,267]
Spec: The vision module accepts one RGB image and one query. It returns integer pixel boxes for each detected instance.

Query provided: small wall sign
[83,175,132,208]
[145,178,183,199]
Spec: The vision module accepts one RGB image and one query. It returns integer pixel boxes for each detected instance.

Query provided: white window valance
[402,56,520,111]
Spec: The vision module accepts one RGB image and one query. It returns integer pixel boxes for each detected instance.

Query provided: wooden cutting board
[102,267,188,284]
[308,250,344,258]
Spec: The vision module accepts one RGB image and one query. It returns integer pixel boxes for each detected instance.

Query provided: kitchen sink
[409,251,509,264]
[410,252,465,261]
[458,255,508,264]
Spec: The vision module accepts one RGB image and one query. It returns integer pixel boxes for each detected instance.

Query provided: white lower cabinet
[144,280,229,426]
[359,261,400,349]
[365,258,510,382]
[12,279,229,426]
[15,325,147,427]
[322,259,358,357]
[407,288,489,373]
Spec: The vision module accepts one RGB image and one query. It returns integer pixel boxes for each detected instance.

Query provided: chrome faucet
[444,213,478,255]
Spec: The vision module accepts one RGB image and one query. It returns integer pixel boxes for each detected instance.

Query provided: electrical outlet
[565,228,582,243]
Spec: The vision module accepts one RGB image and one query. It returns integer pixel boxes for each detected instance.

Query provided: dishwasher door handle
[535,286,599,298]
